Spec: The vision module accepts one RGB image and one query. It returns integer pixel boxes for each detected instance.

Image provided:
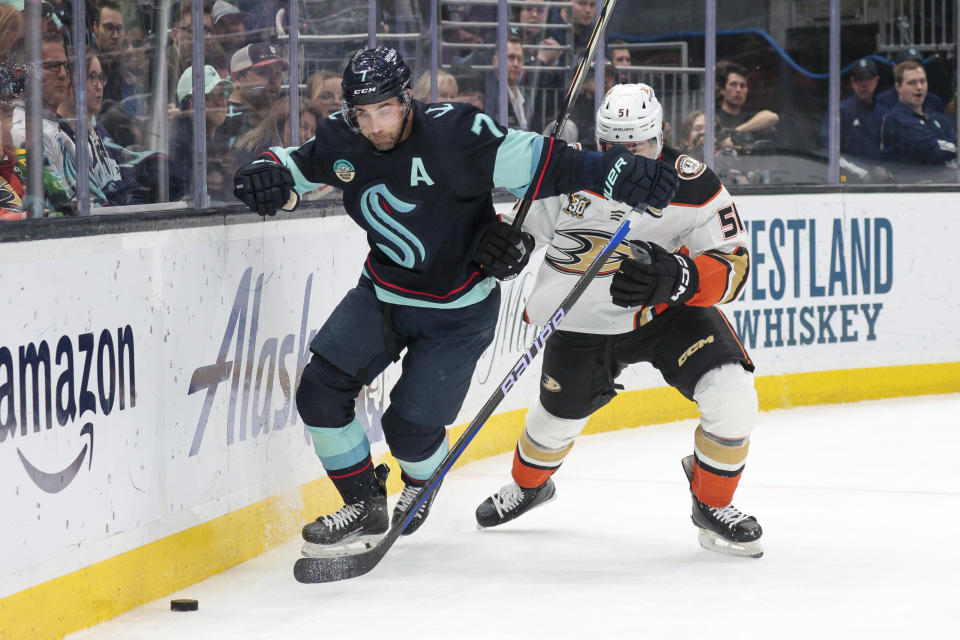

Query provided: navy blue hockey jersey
[267,101,581,308]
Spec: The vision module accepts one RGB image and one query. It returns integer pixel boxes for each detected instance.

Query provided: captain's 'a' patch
[676,155,706,180]
[562,193,591,218]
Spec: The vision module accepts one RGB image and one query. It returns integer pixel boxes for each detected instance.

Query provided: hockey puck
[170,599,198,612]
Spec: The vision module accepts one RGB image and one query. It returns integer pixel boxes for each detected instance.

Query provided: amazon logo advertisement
[0,327,136,493]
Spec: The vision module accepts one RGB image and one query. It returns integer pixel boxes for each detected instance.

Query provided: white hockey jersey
[506,148,750,335]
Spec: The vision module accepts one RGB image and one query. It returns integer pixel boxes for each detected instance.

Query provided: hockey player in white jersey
[474,84,763,557]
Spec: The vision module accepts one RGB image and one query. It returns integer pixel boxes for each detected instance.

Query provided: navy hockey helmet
[341,46,412,108]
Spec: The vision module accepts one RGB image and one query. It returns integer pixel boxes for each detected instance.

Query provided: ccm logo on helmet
[354,87,378,95]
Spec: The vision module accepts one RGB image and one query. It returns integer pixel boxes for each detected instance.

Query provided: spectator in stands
[234,97,322,167]
[216,42,287,148]
[10,32,73,215]
[38,33,69,114]
[677,109,705,158]
[412,70,458,103]
[167,1,215,105]
[552,0,595,55]
[880,60,957,167]
[450,63,485,109]
[440,2,496,63]
[105,22,150,119]
[608,40,632,69]
[0,99,25,220]
[486,34,530,130]
[92,0,125,57]
[56,51,138,206]
[169,64,233,200]
[0,5,23,55]
[97,7,150,121]
[516,0,563,67]
[876,47,944,114]
[516,4,566,135]
[0,52,25,221]
[212,0,248,59]
[715,60,779,150]
[830,57,887,163]
[308,70,342,118]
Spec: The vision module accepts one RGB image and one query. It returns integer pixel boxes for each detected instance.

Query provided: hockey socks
[511,428,574,489]
[691,425,749,507]
[306,418,374,503]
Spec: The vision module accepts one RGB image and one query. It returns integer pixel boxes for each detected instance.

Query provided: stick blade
[293,545,387,583]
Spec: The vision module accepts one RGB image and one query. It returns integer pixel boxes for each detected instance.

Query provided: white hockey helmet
[595,83,663,157]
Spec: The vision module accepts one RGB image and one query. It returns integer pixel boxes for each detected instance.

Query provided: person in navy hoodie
[880,59,957,168]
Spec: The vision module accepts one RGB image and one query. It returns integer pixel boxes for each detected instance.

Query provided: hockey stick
[510,0,620,232]
[293,208,642,583]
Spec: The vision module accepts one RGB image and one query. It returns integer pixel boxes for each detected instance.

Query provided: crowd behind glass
[0,0,956,221]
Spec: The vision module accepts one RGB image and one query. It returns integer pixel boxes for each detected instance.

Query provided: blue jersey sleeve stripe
[268,145,326,194]
[492,130,544,198]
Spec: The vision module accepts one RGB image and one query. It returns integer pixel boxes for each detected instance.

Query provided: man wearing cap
[217,42,287,147]
[169,65,234,200]
[212,0,248,58]
[876,47,944,114]
[835,57,887,162]
[880,59,957,169]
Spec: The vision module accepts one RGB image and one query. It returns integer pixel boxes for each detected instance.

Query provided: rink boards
[1,191,959,639]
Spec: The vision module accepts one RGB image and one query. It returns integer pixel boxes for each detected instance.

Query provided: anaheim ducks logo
[545,229,633,276]
[541,374,562,392]
[676,154,706,180]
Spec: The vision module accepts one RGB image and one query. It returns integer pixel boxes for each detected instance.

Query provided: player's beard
[365,107,410,152]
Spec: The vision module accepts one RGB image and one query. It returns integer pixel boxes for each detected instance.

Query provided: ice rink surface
[68,395,960,640]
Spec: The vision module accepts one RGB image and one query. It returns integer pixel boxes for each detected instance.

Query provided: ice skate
[682,455,763,558]
[475,479,557,528]
[301,464,390,557]
[392,477,441,536]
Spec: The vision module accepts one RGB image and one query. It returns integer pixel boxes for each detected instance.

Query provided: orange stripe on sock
[511,448,557,489]
[692,459,742,508]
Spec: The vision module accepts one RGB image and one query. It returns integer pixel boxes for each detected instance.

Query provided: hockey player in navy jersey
[233,48,679,554]
[474,84,764,558]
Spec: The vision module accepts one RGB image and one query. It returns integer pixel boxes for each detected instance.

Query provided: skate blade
[697,528,763,558]
[300,535,382,558]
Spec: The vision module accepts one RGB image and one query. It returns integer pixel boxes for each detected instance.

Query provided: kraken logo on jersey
[561,193,591,219]
[360,184,425,268]
[545,229,632,276]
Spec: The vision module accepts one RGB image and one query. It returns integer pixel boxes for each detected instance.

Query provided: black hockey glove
[234,157,296,217]
[598,145,678,211]
[471,220,535,280]
[610,240,699,308]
